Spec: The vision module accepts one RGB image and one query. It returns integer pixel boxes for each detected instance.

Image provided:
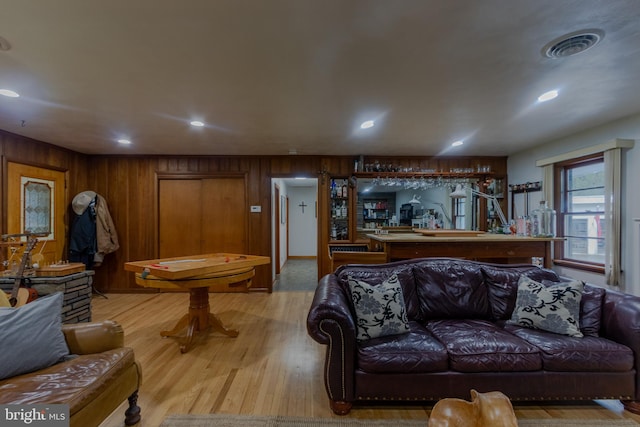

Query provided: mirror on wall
[356,178,478,235]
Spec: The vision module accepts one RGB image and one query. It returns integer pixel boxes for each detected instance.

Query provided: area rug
[160,414,639,427]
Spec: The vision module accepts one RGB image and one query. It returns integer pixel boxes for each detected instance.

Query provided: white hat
[72,191,97,215]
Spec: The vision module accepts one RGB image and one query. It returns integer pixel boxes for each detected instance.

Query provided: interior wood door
[158,176,248,291]
[201,178,247,254]
[6,162,66,267]
[159,180,203,258]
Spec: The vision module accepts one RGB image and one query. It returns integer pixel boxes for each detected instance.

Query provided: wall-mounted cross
[298,201,307,213]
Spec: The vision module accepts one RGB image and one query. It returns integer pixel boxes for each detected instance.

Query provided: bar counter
[367,231,562,268]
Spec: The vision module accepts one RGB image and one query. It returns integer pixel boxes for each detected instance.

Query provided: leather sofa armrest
[307,274,357,405]
[307,274,356,345]
[62,319,125,355]
[601,290,640,399]
[601,290,640,347]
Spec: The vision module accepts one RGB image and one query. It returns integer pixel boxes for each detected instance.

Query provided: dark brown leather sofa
[307,258,640,415]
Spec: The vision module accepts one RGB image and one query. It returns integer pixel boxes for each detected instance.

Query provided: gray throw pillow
[542,279,605,337]
[507,276,584,337]
[0,292,70,380]
[348,273,410,342]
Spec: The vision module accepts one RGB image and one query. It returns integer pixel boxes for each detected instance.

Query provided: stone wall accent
[0,271,94,323]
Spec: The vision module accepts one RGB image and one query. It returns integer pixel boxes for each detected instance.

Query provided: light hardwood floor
[94,291,640,427]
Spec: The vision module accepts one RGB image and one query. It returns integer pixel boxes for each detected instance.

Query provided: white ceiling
[1,1,639,157]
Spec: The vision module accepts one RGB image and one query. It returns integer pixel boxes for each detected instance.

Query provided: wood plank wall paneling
[1,131,507,293]
[0,130,90,239]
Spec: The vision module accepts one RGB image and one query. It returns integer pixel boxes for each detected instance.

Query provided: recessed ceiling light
[190,120,205,127]
[0,89,19,97]
[538,90,558,102]
[117,139,131,145]
[451,140,464,147]
[360,120,375,129]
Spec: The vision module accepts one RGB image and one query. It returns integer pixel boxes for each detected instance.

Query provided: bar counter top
[367,231,561,243]
[366,231,562,268]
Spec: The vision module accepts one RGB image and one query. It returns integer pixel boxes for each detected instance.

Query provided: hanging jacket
[69,196,97,269]
[94,194,119,265]
[70,191,119,267]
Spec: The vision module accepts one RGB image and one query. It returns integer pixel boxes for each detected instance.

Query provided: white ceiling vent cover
[542,29,604,58]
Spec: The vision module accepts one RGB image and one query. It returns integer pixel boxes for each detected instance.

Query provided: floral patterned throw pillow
[508,275,584,337]
[348,273,410,342]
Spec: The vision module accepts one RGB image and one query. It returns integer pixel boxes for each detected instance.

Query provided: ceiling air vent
[542,29,604,58]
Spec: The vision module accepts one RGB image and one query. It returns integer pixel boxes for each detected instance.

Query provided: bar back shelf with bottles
[330,178,350,241]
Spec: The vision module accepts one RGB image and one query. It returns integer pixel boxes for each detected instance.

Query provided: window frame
[553,152,606,274]
[453,198,466,230]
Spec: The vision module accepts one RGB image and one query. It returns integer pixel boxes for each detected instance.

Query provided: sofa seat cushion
[357,321,448,373]
[0,347,135,415]
[427,319,541,372]
[504,324,634,372]
[414,260,490,320]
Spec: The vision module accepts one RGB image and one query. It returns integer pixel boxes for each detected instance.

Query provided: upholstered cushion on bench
[0,318,142,427]
[0,348,137,409]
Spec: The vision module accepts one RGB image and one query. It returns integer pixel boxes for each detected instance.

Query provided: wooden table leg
[160,314,189,337]
[180,316,199,354]
[209,313,239,337]
[161,286,239,353]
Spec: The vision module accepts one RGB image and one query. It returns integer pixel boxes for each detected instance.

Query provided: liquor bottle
[531,201,556,237]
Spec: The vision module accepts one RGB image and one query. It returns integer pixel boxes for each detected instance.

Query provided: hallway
[274,258,317,292]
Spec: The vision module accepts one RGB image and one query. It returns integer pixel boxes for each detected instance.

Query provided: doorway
[271,177,318,290]
[274,184,282,275]
[6,162,66,266]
